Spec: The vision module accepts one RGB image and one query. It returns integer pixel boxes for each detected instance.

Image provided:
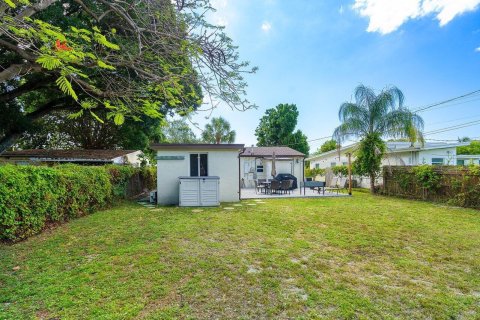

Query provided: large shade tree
[201,117,235,144]
[163,119,198,143]
[333,85,424,192]
[0,0,256,151]
[255,103,309,155]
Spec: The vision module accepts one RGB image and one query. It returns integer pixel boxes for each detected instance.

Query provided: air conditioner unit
[149,190,157,203]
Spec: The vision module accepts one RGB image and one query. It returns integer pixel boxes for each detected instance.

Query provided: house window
[315,163,320,169]
[330,162,336,167]
[457,159,465,166]
[431,158,444,165]
[190,154,208,176]
[256,165,264,173]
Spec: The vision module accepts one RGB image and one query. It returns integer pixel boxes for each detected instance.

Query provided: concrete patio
[240,188,350,199]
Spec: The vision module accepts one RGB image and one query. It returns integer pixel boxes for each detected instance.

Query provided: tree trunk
[370,173,376,194]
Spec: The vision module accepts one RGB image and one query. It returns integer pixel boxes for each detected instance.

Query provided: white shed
[151,143,245,205]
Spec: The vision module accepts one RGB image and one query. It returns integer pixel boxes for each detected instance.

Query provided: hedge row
[382,165,480,209]
[0,164,156,242]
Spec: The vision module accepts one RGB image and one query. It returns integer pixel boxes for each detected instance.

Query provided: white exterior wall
[457,156,480,165]
[156,149,240,205]
[240,157,304,188]
[309,154,349,169]
[308,147,460,189]
[417,148,457,165]
[112,151,144,166]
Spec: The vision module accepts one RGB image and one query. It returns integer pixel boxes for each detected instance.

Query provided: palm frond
[338,102,368,123]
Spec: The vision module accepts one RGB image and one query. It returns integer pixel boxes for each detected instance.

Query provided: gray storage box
[179,176,220,207]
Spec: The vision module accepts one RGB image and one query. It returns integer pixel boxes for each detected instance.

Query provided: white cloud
[209,0,233,27]
[261,21,272,32]
[476,47,480,52]
[339,5,345,14]
[353,0,480,34]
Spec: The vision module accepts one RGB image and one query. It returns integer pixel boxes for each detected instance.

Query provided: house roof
[0,149,139,161]
[306,141,468,161]
[150,143,245,151]
[240,146,305,158]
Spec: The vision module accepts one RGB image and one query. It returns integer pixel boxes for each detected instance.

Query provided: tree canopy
[457,140,480,155]
[162,119,198,144]
[255,103,309,155]
[201,117,235,144]
[314,139,337,154]
[333,85,424,191]
[0,0,256,151]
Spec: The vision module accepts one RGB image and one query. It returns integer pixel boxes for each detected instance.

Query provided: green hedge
[0,164,155,242]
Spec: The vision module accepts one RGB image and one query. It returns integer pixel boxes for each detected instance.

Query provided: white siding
[157,149,240,205]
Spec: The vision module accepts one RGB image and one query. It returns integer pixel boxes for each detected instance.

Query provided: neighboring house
[240,146,305,188]
[0,149,144,166]
[456,155,480,166]
[307,142,468,170]
[307,142,469,188]
[151,143,245,205]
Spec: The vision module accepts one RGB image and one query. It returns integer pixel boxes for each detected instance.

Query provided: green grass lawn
[1,194,479,319]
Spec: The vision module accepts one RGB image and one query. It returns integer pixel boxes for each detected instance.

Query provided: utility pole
[347,152,352,196]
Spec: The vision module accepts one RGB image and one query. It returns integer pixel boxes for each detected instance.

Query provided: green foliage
[412,165,441,190]
[163,119,198,143]
[255,103,309,154]
[353,133,386,182]
[397,172,414,191]
[457,141,480,155]
[0,165,155,241]
[201,117,236,144]
[333,85,424,190]
[332,165,349,177]
[305,167,325,177]
[314,139,337,154]
[0,0,255,152]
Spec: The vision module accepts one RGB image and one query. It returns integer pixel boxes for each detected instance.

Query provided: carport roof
[240,146,305,158]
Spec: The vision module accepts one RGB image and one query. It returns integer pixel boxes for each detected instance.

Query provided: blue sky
[190,0,480,152]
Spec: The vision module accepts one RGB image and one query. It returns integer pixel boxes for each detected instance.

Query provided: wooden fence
[382,166,480,208]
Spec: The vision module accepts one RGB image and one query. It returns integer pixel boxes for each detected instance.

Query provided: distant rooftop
[0,149,139,161]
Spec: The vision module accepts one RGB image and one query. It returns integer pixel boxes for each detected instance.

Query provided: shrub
[412,165,441,190]
[332,165,349,177]
[0,164,154,242]
[304,167,326,177]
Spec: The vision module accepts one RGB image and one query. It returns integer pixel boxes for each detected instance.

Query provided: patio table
[302,181,326,195]
[259,181,272,194]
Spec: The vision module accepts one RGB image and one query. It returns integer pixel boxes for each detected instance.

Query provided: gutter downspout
[301,157,305,195]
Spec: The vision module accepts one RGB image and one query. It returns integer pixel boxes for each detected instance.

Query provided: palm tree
[333,85,424,191]
[201,117,236,144]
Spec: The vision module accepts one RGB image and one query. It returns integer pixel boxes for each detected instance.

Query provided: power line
[412,89,480,113]
[424,119,480,136]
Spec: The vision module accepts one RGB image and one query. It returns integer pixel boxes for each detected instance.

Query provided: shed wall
[156,149,240,205]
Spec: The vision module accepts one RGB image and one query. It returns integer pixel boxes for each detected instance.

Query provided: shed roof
[240,146,305,158]
[150,143,245,151]
[0,149,138,161]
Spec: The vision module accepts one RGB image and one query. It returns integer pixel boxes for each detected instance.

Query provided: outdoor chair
[280,180,291,194]
[325,177,341,195]
[270,180,282,194]
[254,180,266,194]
